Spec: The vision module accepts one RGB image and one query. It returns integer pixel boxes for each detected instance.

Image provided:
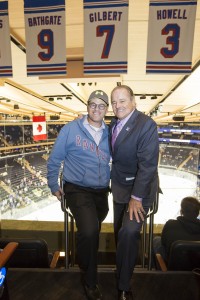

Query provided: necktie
[112,121,122,149]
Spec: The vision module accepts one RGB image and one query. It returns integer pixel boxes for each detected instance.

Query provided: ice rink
[17,172,197,224]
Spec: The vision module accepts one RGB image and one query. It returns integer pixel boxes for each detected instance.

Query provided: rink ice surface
[18,173,197,225]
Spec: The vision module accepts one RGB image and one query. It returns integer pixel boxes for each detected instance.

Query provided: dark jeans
[114,202,150,291]
[64,183,109,288]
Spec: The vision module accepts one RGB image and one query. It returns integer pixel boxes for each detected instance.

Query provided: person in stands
[156,196,200,261]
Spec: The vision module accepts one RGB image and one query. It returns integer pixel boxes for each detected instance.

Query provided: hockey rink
[16,172,197,224]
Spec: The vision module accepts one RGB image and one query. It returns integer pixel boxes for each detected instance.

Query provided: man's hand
[53,187,64,201]
[127,198,146,223]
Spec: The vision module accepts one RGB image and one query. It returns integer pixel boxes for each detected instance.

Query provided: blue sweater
[47,116,111,193]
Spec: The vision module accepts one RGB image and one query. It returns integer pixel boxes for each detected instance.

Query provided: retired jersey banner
[146,0,197,74]
[32,115,47,141]
[24,0,67,77]
[84,0,128,75]
[0,1,12,77]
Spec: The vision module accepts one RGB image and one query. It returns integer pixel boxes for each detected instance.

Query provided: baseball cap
[88,90,109,105]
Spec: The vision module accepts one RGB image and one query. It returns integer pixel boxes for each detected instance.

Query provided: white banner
[84,0,129,75]
[0,1,12,77]
[146,0,197,74]
[24,0,67,77]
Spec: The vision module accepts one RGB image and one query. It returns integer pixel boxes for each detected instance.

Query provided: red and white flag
[32,116,47,141]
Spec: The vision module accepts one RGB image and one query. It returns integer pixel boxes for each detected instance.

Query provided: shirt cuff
[131,195,142,202]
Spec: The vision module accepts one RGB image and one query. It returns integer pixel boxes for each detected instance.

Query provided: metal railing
[141,178,159,270]
[59,173,159,270]
[60,176,75,269]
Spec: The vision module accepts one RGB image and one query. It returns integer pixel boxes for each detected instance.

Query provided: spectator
[154,196,200,262]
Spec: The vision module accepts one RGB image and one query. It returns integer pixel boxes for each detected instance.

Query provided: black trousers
[64,182,109,288]
[114,202,150,291]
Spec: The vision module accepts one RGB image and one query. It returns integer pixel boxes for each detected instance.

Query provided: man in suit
[110,85,159,300]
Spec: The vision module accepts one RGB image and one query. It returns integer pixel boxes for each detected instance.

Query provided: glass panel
[155,144,199,224]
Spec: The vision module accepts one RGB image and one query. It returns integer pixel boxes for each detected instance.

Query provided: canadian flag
[32,116,47,141]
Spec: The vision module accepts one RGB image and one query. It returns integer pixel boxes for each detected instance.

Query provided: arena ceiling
[0,0,200,124]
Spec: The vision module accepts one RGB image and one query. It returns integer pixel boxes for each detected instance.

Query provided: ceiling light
[57,97,62,100]
[14,104,19,109]
[151,95,157,100]
[23,115,30,120]
[173,116,185,121]
[49,97,54,101]
[50,115,60,120]
[140,95,146,100]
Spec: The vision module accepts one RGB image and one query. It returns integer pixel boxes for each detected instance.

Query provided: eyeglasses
[88,103,107,110]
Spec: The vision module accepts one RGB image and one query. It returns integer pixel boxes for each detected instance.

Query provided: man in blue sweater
[47,90,110,300]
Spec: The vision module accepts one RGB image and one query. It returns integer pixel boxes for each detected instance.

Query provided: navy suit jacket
[110,109,159,206]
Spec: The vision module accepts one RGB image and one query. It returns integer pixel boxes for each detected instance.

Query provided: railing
[59,173,160,271]
[60,175,75,269]
[141,176,159,270]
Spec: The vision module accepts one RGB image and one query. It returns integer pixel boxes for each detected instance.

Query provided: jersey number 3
[160,23,180,58]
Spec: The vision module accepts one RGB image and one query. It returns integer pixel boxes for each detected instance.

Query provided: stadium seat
[0,238,60,269]
[156,240,200,271]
